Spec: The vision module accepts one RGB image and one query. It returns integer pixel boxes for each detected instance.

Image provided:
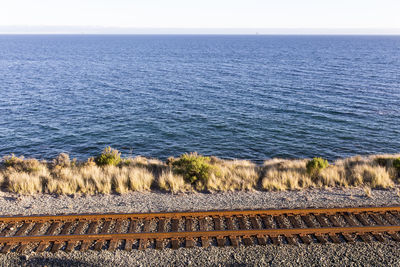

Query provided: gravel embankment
[0,188,400,266]
[0,187,400,216]
[2,242,400,267]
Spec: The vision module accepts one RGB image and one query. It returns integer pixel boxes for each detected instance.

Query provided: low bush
[3,154,24,168]
[95,147,122,166]
[393,158,400,170]
[53,153,71,168]
[171,153,212,190]
[375,157,389,167]
[306,157,329,175]
[2,154,43,173]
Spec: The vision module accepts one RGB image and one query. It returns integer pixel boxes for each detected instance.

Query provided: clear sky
[0,0,399,33]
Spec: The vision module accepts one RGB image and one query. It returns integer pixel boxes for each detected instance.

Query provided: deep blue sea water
[0,35,399,162]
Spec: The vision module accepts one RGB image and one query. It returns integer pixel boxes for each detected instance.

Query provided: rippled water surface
[0,35,399,162]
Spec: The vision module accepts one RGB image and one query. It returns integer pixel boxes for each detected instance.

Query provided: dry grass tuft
[261,159,312,191]
[158,169,191,193]
[364,186,372,198]
[207,159,259,191]
[316,165,348,187]
[349,164,393,188]
[125,166,154,191]
[7,172,43,194]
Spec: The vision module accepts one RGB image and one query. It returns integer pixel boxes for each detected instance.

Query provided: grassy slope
[1,152,399,195]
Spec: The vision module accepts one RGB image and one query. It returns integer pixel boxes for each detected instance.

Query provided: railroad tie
[314,234,327,244]
[369,214,385,225]
[155,218,166,249]
[16,242,30,254]
[371,232,385,242]
[185,217,195,248]
[261,215,273,229]
[328,234,342,244]
[36,242,50,253]
[382,213,397,225]
[50,241,64,253]
[80,221,99,251]
[65,221,86,252]
[199,217,209,248]
[36,221,62,253]
[17,222,44,253]
[170,218,180,249]
[357,214,385,242]
[138,219,150,250]
[283,234,297,245]
[342,213,372,242]
[14,222,31,236]
[327,215,341,227]
[249,216,266,245]
[0,223,15,237]
[388,231,400,242]
[213,216,226,247]
[341,233,355,243]
[354,213,369,226]
[59,221,74,235]
[108,219,123,251]
[274,215,294,245]
[237,216,252,246]
[314,214,330,227]
[287,215,311,244]
[124,218,137,251]
[301,214,328,244]
[94,220,112,251]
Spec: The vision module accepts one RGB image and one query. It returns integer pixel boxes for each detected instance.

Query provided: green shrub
[171,153,212,189]
[306,157,329,175]
[393,158,400,170]
[95,147,122,166]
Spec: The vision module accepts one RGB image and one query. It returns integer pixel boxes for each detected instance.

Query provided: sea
[0,35,399,162]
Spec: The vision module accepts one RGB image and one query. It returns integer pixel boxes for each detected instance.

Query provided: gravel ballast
[1,187,400,216]
[1,187,400,266]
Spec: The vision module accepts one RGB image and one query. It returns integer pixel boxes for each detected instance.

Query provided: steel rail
[1,206,399,223]
[1,225,400,243]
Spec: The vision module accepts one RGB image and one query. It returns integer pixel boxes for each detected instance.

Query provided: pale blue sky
[0,0,399,33]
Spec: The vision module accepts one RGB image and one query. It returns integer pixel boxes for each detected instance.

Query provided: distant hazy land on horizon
[0,35,399,162]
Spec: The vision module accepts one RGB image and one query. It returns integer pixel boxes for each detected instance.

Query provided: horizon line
[1,26,400,35]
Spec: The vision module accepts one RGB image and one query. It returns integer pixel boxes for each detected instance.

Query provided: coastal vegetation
[1,148,400,195]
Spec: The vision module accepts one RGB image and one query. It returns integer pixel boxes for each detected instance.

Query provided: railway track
[1,206,400,253]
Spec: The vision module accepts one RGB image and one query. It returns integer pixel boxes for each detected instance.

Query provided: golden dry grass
[261,154,399,190]
[7,172,43,194]
[261,159,312,190]
[1,153,400,194]
[207,159,259,191]
[158,169,191,193]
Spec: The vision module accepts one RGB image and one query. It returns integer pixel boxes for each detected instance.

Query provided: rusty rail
[0,206,400,253]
